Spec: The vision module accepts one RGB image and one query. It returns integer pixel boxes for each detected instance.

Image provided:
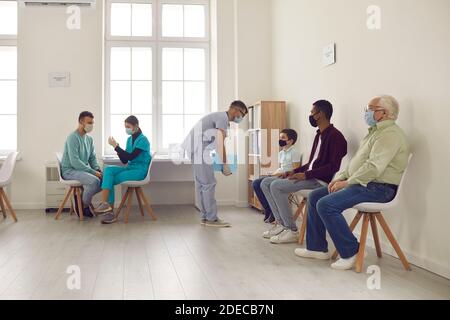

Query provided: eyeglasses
[364,106,385,113]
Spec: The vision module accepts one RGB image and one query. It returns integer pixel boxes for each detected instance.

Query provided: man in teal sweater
[61,111,102,217]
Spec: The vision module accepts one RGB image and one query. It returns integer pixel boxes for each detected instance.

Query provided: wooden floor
[0,205,449,300]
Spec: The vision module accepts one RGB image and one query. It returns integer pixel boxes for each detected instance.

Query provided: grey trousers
[62,169,102,207]
[193,163,218,221]
[261,177,325,231]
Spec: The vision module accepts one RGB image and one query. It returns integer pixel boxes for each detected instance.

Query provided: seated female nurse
[95,115,152,224]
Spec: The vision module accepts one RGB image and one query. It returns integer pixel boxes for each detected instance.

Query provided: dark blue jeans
[252,177,272,214]
[307,183,397,259]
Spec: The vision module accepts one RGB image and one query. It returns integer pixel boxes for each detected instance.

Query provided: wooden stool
[54,186,85,221]
[292,189,314,245]
[115,186,157,224]
[54,152,85,221]
[0,187,18,222]
[332,211,411,273]
[0,152,19,223]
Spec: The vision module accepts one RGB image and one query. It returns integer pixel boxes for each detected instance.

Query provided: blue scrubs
[102,133,152,204]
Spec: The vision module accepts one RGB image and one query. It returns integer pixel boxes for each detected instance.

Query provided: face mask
[279,140,288,147]
[234,116,243,124]
[126,128,134,135]
[365,110,377,127]
[309,114,318,128]
[84,124,93,133]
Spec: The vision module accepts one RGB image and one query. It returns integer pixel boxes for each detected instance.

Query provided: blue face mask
[126,128,134,135]
[234,116,243,124]
[365,110,377,127]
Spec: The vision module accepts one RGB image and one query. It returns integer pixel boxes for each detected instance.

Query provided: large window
[105,0,210,154]
[0,1,18,156]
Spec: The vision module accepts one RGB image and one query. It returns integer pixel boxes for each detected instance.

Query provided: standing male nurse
[182,100,248,228]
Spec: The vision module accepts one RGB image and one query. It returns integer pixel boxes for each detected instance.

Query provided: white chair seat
[121,180,147,187]
[353,202,393,213]
[60,180,82,187]
[115,153,157,223]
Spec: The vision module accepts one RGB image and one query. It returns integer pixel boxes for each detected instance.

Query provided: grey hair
[377,95,400,120]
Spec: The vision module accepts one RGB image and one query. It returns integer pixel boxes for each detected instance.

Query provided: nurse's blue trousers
[101,166,147,204]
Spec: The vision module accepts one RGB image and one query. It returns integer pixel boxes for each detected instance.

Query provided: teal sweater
[61,130,100,175]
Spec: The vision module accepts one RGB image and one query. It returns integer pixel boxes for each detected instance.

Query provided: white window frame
[105,0,211,154]
[0,1,18,157]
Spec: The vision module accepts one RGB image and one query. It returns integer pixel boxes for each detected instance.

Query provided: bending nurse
[181,100,248,228]
[95,116,152,224]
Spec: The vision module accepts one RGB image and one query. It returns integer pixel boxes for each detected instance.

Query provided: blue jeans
[102,166,147,204]
[307,183,397,259]
[62,169,102,208]
[252,177,272,215]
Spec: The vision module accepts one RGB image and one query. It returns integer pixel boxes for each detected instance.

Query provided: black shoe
[264,214,275,224]
[82,207,94,218]
[263,210,272,221]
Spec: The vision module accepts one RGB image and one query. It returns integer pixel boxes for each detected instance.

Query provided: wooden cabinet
[247,101,286,210]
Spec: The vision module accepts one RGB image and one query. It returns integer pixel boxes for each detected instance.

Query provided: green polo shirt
[335,120,410,187]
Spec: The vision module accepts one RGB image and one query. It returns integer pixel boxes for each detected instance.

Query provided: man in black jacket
[261,100,347,244]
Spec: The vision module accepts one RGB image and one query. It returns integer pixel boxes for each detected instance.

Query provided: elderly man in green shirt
[294,95,410,271]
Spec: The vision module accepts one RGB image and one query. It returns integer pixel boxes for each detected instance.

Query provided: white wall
[10,0,272,208]
[271,0,450,278]
[214,0,273,207]
[14,4,103,209]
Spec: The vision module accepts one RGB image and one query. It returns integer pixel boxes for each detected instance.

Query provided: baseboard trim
[355,232,450,280]
[11,202,46,210]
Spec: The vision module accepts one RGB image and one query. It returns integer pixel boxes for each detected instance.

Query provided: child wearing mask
[252,129,301,223]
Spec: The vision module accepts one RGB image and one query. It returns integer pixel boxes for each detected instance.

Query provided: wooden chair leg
[298,200,308,245]
[135,188,145,217]
[293,199,305,222]
[375,213,411,271]
[70,197,74,216]
[137,187,157,221]
[370,214,383,258]
[332,212,363,260]
[75,188,84,221]
[0,188,18,223]
[55,187,73,220]
[124,187,134,224]
[355,214,370,273]
[115,188,131,219]
[0,190,7,219]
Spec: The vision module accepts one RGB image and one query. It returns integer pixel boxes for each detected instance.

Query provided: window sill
[0,153,22,162]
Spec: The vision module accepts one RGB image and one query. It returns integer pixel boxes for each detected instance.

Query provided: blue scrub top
[126,133,151,172]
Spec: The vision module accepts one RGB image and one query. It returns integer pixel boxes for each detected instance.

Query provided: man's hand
[222,163,232,176]
[288,172,306,181]
[94,171,103,179]
[329,180,348,193]
[280,171,293,179]
[270,172,283,178]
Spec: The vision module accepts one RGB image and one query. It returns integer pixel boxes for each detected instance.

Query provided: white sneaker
[331,251,367,270]
[294,248,331,260]
[262,224,285,239]
[270,230,299,244]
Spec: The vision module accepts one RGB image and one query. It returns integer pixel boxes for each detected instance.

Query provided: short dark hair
[313,100,333,120]
[125,115,139,126]
[230,100,248,115]
[281,129,298,145]
[78,111,94,122]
